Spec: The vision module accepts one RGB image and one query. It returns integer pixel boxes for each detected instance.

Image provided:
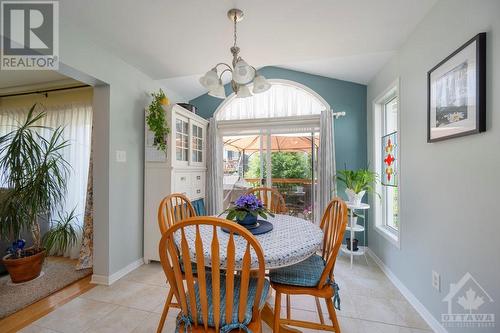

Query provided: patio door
[222,129,319,222]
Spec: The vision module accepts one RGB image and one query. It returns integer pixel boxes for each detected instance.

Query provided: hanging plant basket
[146,89,171,153]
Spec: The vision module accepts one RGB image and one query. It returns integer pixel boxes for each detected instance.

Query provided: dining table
[174,213,324,333]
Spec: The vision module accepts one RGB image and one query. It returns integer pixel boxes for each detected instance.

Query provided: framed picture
[427,32,486,142]
[381,131,398,187]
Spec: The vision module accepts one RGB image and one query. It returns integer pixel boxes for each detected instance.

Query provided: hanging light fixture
[199,8,271,99]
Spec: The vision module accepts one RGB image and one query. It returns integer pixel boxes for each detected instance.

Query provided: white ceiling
[60,0,437,100]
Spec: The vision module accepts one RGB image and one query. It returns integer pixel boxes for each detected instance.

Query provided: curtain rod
[0,84,90,98]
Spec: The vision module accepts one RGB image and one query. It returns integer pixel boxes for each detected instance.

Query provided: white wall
[367,0,500,332]
[58,24,187,278]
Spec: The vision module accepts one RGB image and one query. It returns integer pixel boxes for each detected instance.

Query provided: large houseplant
[0,104,70,283]
[336,168,379,205]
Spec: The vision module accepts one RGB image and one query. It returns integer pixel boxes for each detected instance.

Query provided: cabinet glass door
[175,118,189,161]
[192,124,203,163]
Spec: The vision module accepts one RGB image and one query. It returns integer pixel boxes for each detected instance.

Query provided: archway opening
[215,80,329,222]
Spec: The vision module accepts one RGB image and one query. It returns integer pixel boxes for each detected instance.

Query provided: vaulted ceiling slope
[60,0,437,99]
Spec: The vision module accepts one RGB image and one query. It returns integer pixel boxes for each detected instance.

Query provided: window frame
[372,79,401,248]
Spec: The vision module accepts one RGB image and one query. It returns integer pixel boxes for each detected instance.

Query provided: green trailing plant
[336,168,379,197]
[146,89,170,153]
[42,208,81,255]
[0,104,70,255]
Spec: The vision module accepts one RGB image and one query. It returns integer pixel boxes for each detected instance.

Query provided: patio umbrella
[224,134,319,153]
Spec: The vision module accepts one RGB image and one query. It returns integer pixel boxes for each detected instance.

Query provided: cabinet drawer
[174,172,191,196]
[192,172,205,199]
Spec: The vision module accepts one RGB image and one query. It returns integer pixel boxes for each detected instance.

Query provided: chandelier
[199,8,271,99]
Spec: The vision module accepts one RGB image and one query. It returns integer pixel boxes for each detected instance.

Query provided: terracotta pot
[2,249,46,283]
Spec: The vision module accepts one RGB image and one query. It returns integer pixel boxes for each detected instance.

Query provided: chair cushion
[180,261,211,275]
[186,274,270,328]
[269,254,326,287]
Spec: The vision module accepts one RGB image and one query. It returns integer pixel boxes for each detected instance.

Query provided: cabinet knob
[196,176,201,180]
[196,189,201,194]
[181,177,186,181]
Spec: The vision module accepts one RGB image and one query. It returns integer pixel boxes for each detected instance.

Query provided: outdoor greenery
[246,152,311,179]
[42,209,81,255]
[146,89,170,153]
[0,104,70,256]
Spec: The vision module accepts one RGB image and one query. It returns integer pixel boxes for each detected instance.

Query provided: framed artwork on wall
[427,32,486,142]
[382,131,398,187]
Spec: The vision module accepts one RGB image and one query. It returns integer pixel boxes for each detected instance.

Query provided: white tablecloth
[174,214,323,270]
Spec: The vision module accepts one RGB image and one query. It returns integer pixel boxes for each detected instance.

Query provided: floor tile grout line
[274,305,430,331]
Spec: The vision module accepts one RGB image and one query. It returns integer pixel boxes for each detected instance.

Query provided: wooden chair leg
[274,291,282,333]
[315,297,325,325]
[286,294,291,319]
[325,297,341,333]
[157,289,174,333]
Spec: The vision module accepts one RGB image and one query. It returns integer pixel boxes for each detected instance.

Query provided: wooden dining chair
[157,193,197,320]
[269,197,348,332]
[157,216,270,333]
[158,193,197,233]
[246,187,288,214]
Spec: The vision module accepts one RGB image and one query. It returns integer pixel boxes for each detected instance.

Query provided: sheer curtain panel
[0,94,92,258]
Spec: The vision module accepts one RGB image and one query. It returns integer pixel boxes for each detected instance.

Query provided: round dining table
[175,214,324,333]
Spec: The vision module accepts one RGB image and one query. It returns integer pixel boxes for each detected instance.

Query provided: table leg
[262,302,302,333]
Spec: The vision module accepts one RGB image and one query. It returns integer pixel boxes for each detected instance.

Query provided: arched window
[215,80,329,121]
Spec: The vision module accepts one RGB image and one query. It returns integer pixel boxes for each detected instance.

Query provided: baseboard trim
[91,258,144,286]
[366,248,448,333]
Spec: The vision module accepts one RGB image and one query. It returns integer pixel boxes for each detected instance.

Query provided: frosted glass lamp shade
[252,74,271,94]
[232,59,255,84]
[208,81,226,99]
[199,68,220,90]
[236,84,252,98]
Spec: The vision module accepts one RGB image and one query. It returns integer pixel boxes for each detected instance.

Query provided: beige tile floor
[20,255,433,333]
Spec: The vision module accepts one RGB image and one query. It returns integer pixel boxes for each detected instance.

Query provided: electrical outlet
[432,270,440,292]
[116,150,127,163]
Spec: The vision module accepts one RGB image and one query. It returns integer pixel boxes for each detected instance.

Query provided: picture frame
[427,32,486,142]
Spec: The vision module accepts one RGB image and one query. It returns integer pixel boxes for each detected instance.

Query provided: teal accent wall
[190,66,368,171]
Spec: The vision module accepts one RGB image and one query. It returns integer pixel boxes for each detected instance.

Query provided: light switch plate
[116,150,127,163]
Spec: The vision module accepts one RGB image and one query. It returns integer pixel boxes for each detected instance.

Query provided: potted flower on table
[223,194,274,229]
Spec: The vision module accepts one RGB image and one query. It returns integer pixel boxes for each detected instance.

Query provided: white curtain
[216,83,324,121]
[205,117,223,215]
[316,110,336,224]
[0,102,92,258]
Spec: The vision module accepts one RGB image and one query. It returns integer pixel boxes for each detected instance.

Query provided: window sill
[374,224,400,249]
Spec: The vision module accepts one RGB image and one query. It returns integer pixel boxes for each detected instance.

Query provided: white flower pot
[345,189,365,206]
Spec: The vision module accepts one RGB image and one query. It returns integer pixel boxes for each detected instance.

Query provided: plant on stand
[336,168,379,205]
[222,194,274,228]
[146,89,170,153]
[0,104,70,283]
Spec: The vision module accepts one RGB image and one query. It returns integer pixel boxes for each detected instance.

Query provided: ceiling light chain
[199,8,271,99]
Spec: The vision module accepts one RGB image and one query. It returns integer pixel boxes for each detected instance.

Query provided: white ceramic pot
[345,188,366,206]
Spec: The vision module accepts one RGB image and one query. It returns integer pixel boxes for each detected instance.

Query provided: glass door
[222,130,319,222]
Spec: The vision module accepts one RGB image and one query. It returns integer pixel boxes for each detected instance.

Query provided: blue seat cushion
[185,274,270,329]
[180,261,211,275]
[269,254,326,287]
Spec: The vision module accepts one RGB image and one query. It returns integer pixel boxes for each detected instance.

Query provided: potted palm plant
[0,104,70,283]
[336,168,379,205]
